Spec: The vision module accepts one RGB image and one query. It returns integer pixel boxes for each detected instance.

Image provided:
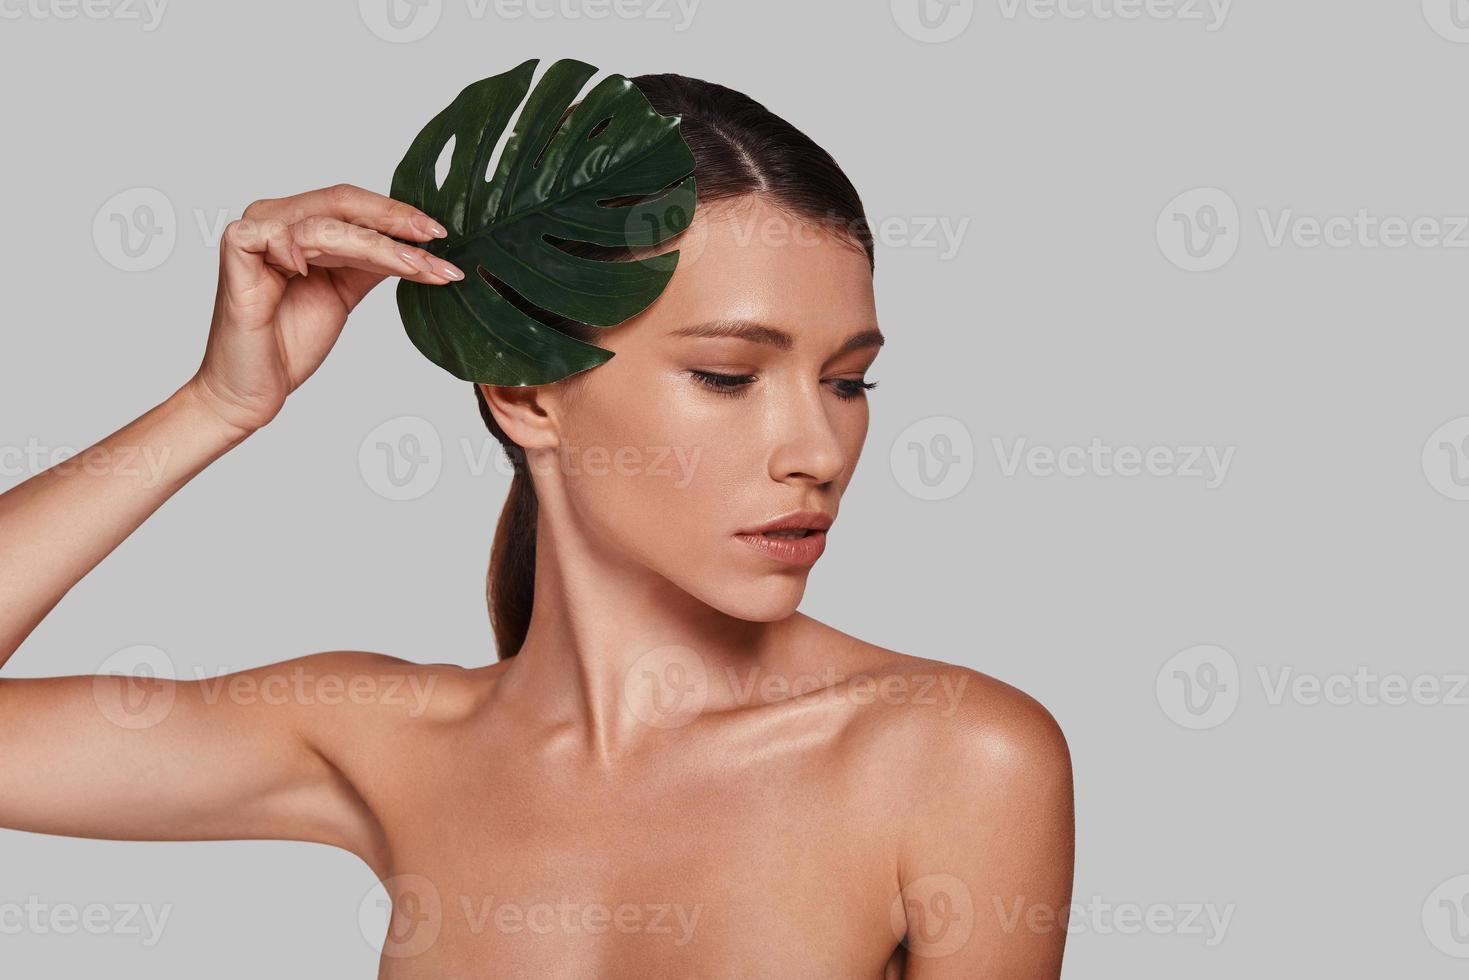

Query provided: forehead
[628,196,877,345]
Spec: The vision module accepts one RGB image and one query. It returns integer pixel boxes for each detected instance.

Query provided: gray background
[2,0,1466,976]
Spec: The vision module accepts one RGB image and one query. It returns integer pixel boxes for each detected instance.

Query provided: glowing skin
[500,195,879,624]
[481,197,886,736]
[0,185,1073,979]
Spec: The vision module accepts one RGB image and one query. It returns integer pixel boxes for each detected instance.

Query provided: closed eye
[689,370,878,400]
[829,377,878,400]
[689,369,756,397]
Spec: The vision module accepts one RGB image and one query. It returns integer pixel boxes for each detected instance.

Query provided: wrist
[171,376,258,448]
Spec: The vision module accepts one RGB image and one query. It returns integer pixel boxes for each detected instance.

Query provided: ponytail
[477,384,538,659]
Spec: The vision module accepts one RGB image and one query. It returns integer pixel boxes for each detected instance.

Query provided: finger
[242,183,448,246]
[218,217,307,299]
[289,215,465,285]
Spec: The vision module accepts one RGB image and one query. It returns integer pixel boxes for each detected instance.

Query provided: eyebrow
[668,318,885,357]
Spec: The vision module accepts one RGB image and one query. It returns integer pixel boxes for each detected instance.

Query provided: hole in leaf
[532,105,576,171]
[598,177,689,209]
[477,265,568,329]
[484,61,549,184]
[544,234,635,262]
[434,135,456,191]
[586,116,612,140]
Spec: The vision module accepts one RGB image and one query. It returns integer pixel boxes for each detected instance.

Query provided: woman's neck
[492,495,807,761]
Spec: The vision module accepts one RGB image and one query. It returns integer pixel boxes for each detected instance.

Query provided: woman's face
[510,196,882,622]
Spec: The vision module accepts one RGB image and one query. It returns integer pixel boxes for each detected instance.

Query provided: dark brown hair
[476,71,876,659]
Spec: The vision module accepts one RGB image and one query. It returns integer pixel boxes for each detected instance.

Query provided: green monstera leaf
[390,57,697,386]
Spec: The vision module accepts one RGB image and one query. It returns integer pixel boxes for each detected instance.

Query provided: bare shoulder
[249,649,506,739]
[801,618,1074,935]
[797,617,1072,803]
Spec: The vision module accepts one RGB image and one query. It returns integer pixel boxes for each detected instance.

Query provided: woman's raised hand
[186,183,463,436]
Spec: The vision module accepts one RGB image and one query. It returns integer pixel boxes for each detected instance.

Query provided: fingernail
[437,262,464,281]
[412,214,448,238]
[398,249,428,273]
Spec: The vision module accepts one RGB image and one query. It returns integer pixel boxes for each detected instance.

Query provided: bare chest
[362,723,904,979]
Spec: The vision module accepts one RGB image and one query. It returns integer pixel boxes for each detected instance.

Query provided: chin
[687,573,810,623]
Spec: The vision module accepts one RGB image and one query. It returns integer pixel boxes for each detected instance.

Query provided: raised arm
[0,183,462,861]
[0,380,248,663]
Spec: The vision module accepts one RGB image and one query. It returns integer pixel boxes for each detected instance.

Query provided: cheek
[557,374,749,564]
[835,405,870,489]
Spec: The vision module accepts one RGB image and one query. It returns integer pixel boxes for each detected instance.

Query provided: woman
[0,72,1073,978]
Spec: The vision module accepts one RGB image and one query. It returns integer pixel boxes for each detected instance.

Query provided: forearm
[0,380,249,667]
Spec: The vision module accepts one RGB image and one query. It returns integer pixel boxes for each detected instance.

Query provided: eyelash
[688,370,878,401]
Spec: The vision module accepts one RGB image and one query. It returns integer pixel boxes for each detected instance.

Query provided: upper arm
[0,650,397,873]
[895,670,1075,979]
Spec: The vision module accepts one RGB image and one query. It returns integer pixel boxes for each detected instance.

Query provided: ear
[478,383,562,453]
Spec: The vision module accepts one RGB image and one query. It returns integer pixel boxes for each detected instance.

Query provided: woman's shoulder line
[793,615,1070,770]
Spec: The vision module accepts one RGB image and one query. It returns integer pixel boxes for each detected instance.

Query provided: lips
[739,511,835,536]
[735,510,834,566]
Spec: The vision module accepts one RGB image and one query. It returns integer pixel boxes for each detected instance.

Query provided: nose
[766,381,847,486]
